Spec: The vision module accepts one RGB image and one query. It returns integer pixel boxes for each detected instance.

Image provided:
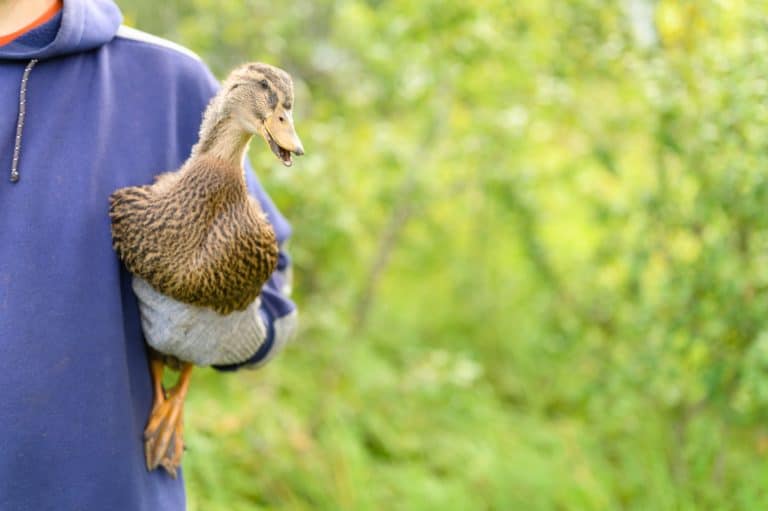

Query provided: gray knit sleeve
[132,276,269,366]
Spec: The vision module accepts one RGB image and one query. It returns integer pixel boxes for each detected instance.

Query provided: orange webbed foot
[144,360,193,478]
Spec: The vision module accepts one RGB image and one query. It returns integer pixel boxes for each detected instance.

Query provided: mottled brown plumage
[107,62,304,477]
[109,156,277,314]
[109,62,304,315]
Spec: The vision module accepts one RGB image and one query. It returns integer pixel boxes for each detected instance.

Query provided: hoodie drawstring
[10,58,38,183]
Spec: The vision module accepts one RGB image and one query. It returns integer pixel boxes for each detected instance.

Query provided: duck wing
[109,183,163,278]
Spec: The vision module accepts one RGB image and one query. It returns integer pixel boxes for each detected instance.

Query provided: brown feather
[109,155,277,315]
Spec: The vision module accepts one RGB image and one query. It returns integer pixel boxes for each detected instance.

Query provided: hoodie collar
[0,0,122,60]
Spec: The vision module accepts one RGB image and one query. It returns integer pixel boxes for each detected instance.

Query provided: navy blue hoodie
[0,1,297,509]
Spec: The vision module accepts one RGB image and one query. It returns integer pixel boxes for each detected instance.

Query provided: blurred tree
[116,1,768,509]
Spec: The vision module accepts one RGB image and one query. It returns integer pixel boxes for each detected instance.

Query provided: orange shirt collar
[0,0,63,47]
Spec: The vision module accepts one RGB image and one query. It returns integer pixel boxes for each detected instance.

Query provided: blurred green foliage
[118,0,768,509]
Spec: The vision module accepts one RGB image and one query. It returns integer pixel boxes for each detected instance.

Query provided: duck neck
[191,101,253,169]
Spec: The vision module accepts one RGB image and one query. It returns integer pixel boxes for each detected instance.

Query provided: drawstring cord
[10,58,38,183]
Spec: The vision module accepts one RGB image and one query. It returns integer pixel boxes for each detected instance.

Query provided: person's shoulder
[109,25,218,102]
[112,25,202,64]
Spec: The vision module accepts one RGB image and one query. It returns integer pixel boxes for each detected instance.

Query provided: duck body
[109,154,278,315]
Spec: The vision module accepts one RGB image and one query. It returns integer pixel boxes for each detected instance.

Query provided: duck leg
[144,356,193,478]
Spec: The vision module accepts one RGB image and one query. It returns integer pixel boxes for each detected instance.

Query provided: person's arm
[213,161,298,370]
[132,62,299,370]
[133,161,298,369]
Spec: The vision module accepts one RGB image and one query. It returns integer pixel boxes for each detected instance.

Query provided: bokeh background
[117,1,768,509]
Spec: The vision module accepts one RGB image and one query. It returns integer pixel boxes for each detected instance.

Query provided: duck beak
[263,109,304,166]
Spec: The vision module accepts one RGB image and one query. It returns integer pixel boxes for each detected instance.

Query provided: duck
[108,62,304,477]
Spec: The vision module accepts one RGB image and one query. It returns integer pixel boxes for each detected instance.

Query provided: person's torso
[0,30,223,511]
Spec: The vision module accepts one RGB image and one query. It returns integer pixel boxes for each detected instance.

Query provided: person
[0,0,298,509]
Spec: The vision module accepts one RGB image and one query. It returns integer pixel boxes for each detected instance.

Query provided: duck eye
[259,79,269,89]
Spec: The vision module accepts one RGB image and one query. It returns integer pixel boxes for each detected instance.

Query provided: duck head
[223,63,304,167]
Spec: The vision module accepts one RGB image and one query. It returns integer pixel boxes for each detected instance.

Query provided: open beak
[262,109,304,167]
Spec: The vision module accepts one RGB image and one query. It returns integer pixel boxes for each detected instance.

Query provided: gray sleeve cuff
[241,308,298,370]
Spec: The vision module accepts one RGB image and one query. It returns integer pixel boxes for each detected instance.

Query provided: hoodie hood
[0,0,122,60]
